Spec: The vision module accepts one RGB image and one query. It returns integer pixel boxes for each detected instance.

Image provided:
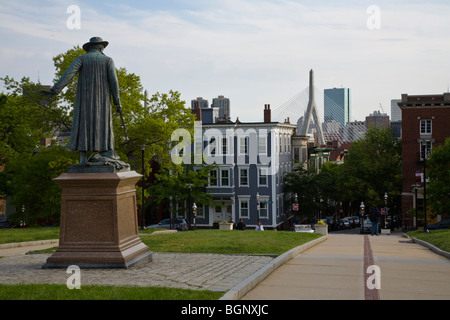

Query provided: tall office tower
[391,99,402,122]
[191,97,209,109]
[324,88,351,128]
[212,95,231,119]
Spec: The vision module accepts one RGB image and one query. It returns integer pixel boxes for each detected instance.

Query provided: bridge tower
[298,69,325,145]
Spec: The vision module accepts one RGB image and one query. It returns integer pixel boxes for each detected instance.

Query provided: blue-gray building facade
[177,114,297,229]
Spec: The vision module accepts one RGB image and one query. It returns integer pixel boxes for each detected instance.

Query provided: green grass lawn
[0,283,223,300]
[0,227,59,244]
[407,229,450,252]
[140,229,321,255]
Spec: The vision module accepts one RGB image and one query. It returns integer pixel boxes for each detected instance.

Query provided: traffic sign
[293,203,299,211]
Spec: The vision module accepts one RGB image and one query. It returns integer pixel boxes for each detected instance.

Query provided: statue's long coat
[52,50,120,152]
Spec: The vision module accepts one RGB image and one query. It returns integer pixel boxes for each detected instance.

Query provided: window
[222,137,228,155]
[420,140,432,161]
[240,168,248,186]
[209,169,218,186]
[239,198,249,218]
[239,137,248,155]
[258,135,267,154]
[294,147,300,161]
[259,201,268,219]
[259,167,268,186]
[420,119,432,135]
[209,137,216,155]
[195,203,205,218]
[221,169,230,186]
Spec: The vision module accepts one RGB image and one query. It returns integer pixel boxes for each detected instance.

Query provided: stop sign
[381,208,386,215]
[293,203,299,211]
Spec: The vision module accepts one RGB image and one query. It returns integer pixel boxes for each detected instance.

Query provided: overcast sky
[1,0,449,122]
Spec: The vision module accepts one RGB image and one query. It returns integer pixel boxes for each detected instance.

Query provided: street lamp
[360,202,365,233]
[384,192,388,229]
[423,147,430,233]
[192,203,197,230]
[256,192,260,223]
[21,205,26,227]
[187,183,193,230]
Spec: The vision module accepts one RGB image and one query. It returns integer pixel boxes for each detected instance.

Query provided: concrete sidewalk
[240,233,450,300]
[0,240,59,257]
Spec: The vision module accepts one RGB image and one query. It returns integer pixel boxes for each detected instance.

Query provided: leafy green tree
[339,127,402,210]
[284,163,320,221]
[7,145,78,226]
[148,164,217,226]
[427,137,450,219]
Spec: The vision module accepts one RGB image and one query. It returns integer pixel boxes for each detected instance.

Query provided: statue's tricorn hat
[83,37,109,51]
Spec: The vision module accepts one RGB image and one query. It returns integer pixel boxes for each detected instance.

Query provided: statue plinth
[42,170,152,269]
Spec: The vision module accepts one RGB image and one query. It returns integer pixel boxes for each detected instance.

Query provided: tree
[284,163,320,221]
[427,137,450,219]
[148,164,217,227]
[7,145,78,225]
[338,127,402,210]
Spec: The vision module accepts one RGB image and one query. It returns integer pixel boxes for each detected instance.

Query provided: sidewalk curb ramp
[220,235,328,300]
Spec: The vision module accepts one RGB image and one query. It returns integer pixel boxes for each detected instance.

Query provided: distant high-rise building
[365,110,389,129]
[324,88,351,128]
[212,95,231,119]
[191,97,209,109]
[391,99,402,122]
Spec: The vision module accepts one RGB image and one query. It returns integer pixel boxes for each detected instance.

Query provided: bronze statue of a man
[44,37,122,165]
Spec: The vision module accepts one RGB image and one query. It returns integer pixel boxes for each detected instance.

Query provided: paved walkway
[0,241,273,292]
[240,233,450,300]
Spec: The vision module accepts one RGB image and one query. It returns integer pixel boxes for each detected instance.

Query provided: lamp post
[384,192,388,230]
[141,144,146,230]
[423,147,430,233]
[256,192,260,223]
[21,205,26,227]
[360,202,365,233]
[192,203,197,230]
[187,183,193,230]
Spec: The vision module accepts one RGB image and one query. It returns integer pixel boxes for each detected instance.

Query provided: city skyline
[1,0,450,122]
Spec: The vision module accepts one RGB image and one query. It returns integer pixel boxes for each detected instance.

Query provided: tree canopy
[284,127,402,220]
[427,137,450,218]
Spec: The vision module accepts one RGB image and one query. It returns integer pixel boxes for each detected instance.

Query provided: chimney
[264,104,271,123]
[192,106,202,121]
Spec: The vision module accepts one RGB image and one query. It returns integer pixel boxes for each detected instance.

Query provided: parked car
[344,216,355,228]
[342,218,352,229]
[324,217,339,231]
[352,216,360,227]
[360,218,380,234]
[147,218,188,231]
[427,218,450,230]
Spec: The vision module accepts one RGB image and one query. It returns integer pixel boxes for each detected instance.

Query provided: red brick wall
[401,103,450,227]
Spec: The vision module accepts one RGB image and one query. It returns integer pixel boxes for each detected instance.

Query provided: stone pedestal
[42,171,152,269]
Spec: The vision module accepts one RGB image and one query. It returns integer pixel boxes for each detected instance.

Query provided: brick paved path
[0,252,273,292]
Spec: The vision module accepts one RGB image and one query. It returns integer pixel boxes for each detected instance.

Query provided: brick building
[398,93,450,229]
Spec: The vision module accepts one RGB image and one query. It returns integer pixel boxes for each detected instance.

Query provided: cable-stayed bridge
[272,71,367,145]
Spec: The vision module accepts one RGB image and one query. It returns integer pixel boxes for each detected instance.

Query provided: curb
[0,239,59,250]
[403,234,450,259]
[220,235,328,300]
